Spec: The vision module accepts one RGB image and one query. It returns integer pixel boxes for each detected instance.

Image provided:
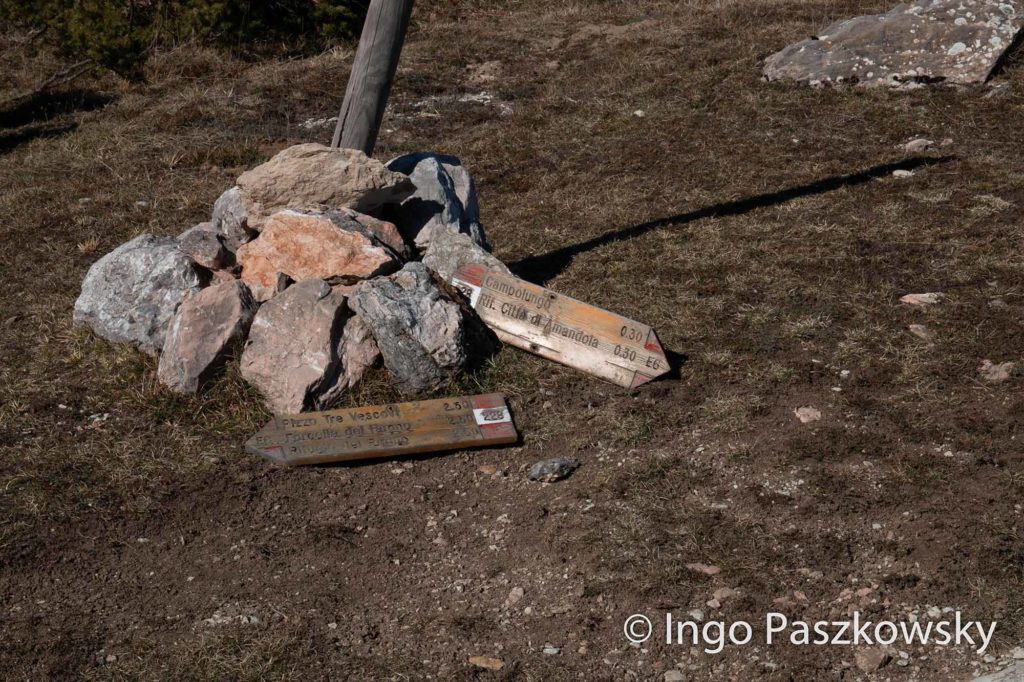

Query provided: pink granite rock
[236,209,401,301]
[157,280,258,394]
[239,279,356,413]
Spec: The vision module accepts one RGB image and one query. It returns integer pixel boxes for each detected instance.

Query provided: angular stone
[319,313,381,407]
[73,234,204,354]
[236,209,401,301]
[211,186,253,252]
[236,143,414,231]
[177,222,231,270]
[764,0,1023,88]
[385,153,487,251]
[240,279,350,414]
[336,207,411,260]
[527,457,580,482]
[971,662,1024,682]
[338,314,381,390]
[157,280,258,394]
[854,648,890,672]
[350,262,486,394]
[422,227,509,283]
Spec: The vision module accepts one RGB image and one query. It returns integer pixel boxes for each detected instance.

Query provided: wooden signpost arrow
[246,393,517,466]
[451,264,670,389]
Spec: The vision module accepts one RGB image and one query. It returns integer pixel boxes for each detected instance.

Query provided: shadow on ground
[510,156,955,285]
[0,89,113,154]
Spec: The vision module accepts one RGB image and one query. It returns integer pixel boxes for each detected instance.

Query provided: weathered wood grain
[246,393,517,466]
[330,0,415,155]
[452,264,670,388]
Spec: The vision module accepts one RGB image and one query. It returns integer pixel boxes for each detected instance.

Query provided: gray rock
[177,222,231,270]
[73,234,204,354]
[385,153,487,251]
[527,457,580,482]
[240,279,350,413]
[422,228,510,283]
[319,313,381,407]
[338,314,381,388]
[211,186,252,252]
[970,662,1024,682]
[349,262,486,394]
[903,138,935,153]
[763,0,1023,88]
[157,280,258,394]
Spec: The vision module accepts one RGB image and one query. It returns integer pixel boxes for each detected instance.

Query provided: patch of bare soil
[2,0,1024,679]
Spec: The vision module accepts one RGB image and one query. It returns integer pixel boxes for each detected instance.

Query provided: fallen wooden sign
[452,264,670,389]
[246,393,517,466]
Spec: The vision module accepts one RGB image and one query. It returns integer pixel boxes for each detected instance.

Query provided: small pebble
[902,138,934,153]
[794,406,822,424]
[527,458,579,482]
[900,292,944,306]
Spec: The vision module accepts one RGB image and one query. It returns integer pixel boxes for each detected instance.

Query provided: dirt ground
[2,0,1023,679]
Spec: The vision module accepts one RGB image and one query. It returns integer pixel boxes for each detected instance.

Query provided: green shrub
[0,0,367,80]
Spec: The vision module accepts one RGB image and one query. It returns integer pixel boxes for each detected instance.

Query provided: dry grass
[1,0,1023,678]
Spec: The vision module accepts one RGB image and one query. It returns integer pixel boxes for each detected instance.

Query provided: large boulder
[157,280,258,394]
[422,227,509,283]
[764,0,1023,88]
[349,262,490,394]
[73,234,204,354]
[236,143,415,231]
[236,209,402,301]
[384,153,487,251]
[240,279,354,413]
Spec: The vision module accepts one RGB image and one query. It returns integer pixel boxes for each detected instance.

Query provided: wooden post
[331,0,414,156]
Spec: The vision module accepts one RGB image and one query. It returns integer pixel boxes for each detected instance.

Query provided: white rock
[794,406,822,423]
[900,292,944,305]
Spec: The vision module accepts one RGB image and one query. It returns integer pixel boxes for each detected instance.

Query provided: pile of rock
[73,144,510,413]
